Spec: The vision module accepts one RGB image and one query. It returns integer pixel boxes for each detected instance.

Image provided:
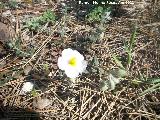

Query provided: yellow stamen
[69,57,77,66]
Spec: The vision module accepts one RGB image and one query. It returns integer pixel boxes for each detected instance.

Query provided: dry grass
[0,0,160,120]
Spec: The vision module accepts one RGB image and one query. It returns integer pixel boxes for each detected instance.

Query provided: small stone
[24,66,32,75]
[2,10,12,17]
[0,22,10,44]
[33,98,52,109]
[0,17,15,45]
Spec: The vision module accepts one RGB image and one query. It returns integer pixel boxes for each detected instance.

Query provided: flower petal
[77,60,87,73]
[65,67,79,78]
[81,60,87,72]
[73,50,84,61]
[57,57,67,70]
[62,48,73,59]
[72,50,86,73]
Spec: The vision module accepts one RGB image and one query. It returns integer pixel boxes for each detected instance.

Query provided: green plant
[131,73,160,96]
[39,9,55,24]
[8,0,18,9]
[85,0,119,23]
[24,9,56,31]
[86,6,111,23]
[31,89,38,97]
[112,54,125,69]
[88,47,128,92]
[112,23,137,70]
[87,6,104,22]
[109,24,137,87]
[0,2,5,9]
[99,67,127,92]
[24,18,40,31]
[7,38,34,57]
[124,24,137,67]
[140,82,160,96]
[128,66,160,95]
[147,78,160,84]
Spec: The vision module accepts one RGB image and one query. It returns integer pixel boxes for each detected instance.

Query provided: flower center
[69,57,77,67]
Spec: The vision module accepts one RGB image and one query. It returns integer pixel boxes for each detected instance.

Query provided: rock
[24,66,32,75]
[0,16,15,57]
[0,16,15,45]
[0,22,10,44]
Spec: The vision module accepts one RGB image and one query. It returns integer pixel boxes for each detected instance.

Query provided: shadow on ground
[0,105,40,120]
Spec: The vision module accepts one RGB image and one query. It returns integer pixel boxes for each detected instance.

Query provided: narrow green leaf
[140,83,160,96]
[127,51,132,65]
[132,79,143,85]
[112,55,124,69]
[147,78,160,84]
[127,23,137,66]
[129,24,137,52]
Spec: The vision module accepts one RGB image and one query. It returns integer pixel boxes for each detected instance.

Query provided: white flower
[22,82,34,92]
[58,48,87,78]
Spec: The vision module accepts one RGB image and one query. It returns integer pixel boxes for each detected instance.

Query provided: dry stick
[42,84,80,116]
[118,87,160,118]
[127,112,158,117]
[137,110,160,119]
[18,87,55,106]
[32,46,48,70]
[0,77,25,89]
[134,41,153,53]
[10,82,23,106]
[119,97,139,111]
[3,81,23,106]
[142,22,160,27]
[81,93,96,112]
[82,99,101,119]
[124,108,160,119]
[0,57,25,72]
[50,91,82,118]
[77,88,102,95]
[22,22,60,68]
[92,103,103,120]
[79,86,86,119]
[35,109,56,113]
[32,37,61,69]
[22,37,50,68]
[0,53,12,63]
[0,61,26,72]
[101,93,120,120]
[27,22,50,45]
[71,97,83,119]
[100,110,109,120]
[72,88,93,120]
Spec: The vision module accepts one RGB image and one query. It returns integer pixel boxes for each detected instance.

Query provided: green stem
[140,83,160,96]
